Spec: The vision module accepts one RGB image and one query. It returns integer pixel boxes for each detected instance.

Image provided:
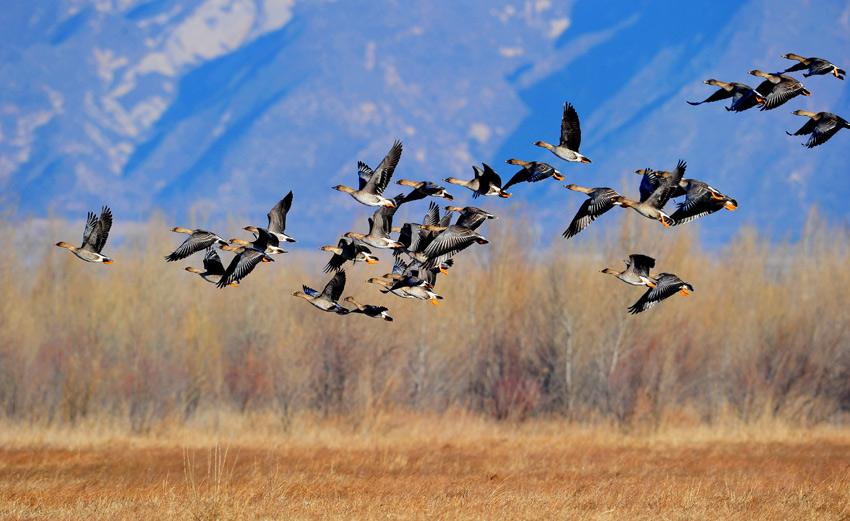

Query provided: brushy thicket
[1,210,849,432]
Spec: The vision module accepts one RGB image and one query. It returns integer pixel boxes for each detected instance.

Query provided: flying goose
[786,110,849,148]
[229,228,287,255]
[56,206,114,264]
[243,191,296,246]
[634,168,686,203]
[628,273,693,314]
[502,159,564,191]
[421,224,489,270]
[615,160,687,227]
[750,70,811,111]
[602,254,656,287]
[293,270,349,314]
[687,79,765,112]
[333,140,403,207]
[533,102,591,163]
[165,227,227,262]
[368,259,445,304]
[185,248,237,286]
[445,205,497,231]
[344,297,393,321]
[445,163,511,198]
[669,179,737,226]
[782,53,845,80]
[396,179,454,203]
[216,243,274,288]
[321,237,379,272]
[562,185,622,239]
[344,198,405,250]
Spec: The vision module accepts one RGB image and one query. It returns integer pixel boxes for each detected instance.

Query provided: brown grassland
[0,210,849,518]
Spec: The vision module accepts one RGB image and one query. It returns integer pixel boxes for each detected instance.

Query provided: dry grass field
[0,415,849,520]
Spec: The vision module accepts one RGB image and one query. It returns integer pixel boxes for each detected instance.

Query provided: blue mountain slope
[1,0,848,246]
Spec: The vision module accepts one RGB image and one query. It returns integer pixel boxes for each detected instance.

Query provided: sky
[1,0,849,248]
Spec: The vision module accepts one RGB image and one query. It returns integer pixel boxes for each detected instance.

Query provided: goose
[396,179,454,203]
[602,254,656,287]
[615,160,686,227]
[502,159,564,191]
[321,237,379,272]
[185,248,238,286]
[782,53,845,80]
[344,199,405,250]
[669,179,737,226]
[333,140,402,207]
[562,185,622,239]
[165,227,227,262]
[628,273,693,314]
[445,163,511,198]
[634,168,686,203]
[786,110,849,148]
[216,243,274,288]
[421,224,489,270]
[533,102,591,163]
[293,271,349,314]
[56,206,114,264]
[243,191,296,245]
[687,79,765,112]
[750,70,811,111]
[344,297,393,321]
[368,259,445,304]
[445,205,497,231]
[395,202,456,268]
[229,228,287,255]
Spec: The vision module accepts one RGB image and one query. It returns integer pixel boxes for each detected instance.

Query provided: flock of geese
[55,52,845,317]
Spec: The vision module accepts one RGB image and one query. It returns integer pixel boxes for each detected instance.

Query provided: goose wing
[627,273,686,314]
[669,182,724,225]
[807,58,834,75]
[267,191,293,234]
[645,160,686,209]
[357,161,373,191]
[761,80,803,111]
[202,248,226,275]
[422,226,483,268]
[626,254,655,278]
[320,270,346,302]
[559,102,582,151]
[363,140,403,196]
[216,249,267,288]
[502,169,531,191]
[82,206,112,253]
[323,238,351,273]
[562,188,619,239]
[638,170,662,202]
[688,87,734,105]
[805,116,842,148]
[788,118,818,136]
[165,229,221,262]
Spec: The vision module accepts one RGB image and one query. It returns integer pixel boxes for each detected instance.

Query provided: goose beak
[430,299,440,306]
[103,259,114,264]
[644,278,657,288]
[439,267,450,276]
[679,288,690,296]
[579,157,592,164]
[724,201,738,211]
[661,217,672,228]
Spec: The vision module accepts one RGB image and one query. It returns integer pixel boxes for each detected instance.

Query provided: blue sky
[2,0,849,247]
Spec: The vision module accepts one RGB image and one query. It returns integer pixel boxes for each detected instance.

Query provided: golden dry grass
[0,415,849,520]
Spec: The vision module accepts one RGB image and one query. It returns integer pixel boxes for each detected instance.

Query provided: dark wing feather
[423,202,440,227]
[481,163,504,189]
[638,171,661,203]
[688,87,734,105]
[363,140,403,196]
[321,270,346,302]
[202,248,226,275]
[559,102,582,151]
[81,211,99,251]
[93,206,113,253]
[217,250,266,288]
[783,62,808,73]
[627,274,683,314]
[267,191,293,234]
[422,227,482,268]
[645,161,686,209]
[563,188,618,239]
[627,254,655,278]
[789,118,818,136]
[805,118,842,148]
[502,169,530,191]
[165,230,221,262]
[760,82,802,111]
[357,161,373,191]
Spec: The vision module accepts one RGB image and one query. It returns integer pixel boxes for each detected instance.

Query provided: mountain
[2,0,849,245]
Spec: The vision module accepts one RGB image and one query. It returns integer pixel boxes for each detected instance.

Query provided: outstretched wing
[481,163,504,190]
[363,140,403,196]
[217,250,267,288]
[687,87,734,105]
[559,102,582,151]
[626,254,655,278]
[502,169,530,191]
[645,160,686,209]
[761,81,802,111]
[563,189,618,239]
[165,229,221,262]
[628,274,685,314]
[422,226,484,268]
[83,206,112,253]
[321,270,346,302]
[267,191,293,234]
[805,117,842,148]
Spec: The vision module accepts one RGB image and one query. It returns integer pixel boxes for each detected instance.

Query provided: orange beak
[679,288,690,296]
[439,267,450,276]
[103,259,114,264]
[499,191,512,198]
[724,201,738,211]
[430,299,440,306]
